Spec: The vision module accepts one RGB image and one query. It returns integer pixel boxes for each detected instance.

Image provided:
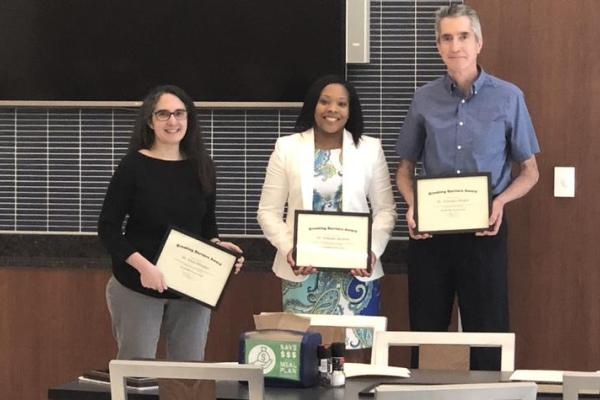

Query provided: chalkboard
[0,0,345,103]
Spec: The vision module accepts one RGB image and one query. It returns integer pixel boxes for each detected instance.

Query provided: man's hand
[476,197,504,236]
[406,206,432,240]
[476,155,538,237]
[396,159,432,240]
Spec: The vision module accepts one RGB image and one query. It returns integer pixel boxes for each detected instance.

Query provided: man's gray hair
[435,4,482,43]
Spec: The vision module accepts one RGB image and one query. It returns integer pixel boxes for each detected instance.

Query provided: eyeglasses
[153,109,187,121]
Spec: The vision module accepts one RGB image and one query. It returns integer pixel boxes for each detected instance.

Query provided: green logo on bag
[245,339,300,380]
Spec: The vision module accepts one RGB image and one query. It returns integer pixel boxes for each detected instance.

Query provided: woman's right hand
[126,252,168,293]
[139,265,168,293]
[287,250,318,276]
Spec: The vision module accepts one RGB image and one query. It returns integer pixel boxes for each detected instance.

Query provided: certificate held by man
[414,173,491,234]
[155,227,239,309]
[293,210,372,270]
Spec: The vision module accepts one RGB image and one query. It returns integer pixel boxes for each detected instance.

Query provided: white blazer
[257,128,397,282]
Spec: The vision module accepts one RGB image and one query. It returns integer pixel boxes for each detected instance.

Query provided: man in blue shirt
[395,4,540,370]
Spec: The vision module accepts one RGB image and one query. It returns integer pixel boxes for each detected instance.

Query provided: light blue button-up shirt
[396,69,540,195]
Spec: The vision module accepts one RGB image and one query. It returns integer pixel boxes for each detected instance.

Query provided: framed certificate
[154,227,239,309]
[414,173,491,234]
[293,210,372,270]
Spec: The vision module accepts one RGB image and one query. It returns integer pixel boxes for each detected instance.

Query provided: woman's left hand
[350,252,376,278]
[213,239,245,274]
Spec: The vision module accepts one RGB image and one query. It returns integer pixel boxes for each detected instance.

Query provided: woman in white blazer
[257,75,396,348]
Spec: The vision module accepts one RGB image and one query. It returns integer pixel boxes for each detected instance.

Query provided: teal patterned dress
[282,148,381,349]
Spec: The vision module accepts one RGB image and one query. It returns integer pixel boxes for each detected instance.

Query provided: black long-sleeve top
[98,151,218,298]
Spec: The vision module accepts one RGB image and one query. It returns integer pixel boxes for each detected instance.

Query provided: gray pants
[106,276,211,361]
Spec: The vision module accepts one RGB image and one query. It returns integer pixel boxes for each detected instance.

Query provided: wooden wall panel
[0,268,115,400]
[469,0,600,369]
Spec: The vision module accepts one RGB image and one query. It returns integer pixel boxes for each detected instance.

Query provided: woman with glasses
[257,75,396,349]
[98,85,243,361]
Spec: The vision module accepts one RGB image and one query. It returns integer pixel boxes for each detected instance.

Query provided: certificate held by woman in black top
[155,227,239,309]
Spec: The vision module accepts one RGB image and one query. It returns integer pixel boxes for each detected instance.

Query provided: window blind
[0,0,460,237]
